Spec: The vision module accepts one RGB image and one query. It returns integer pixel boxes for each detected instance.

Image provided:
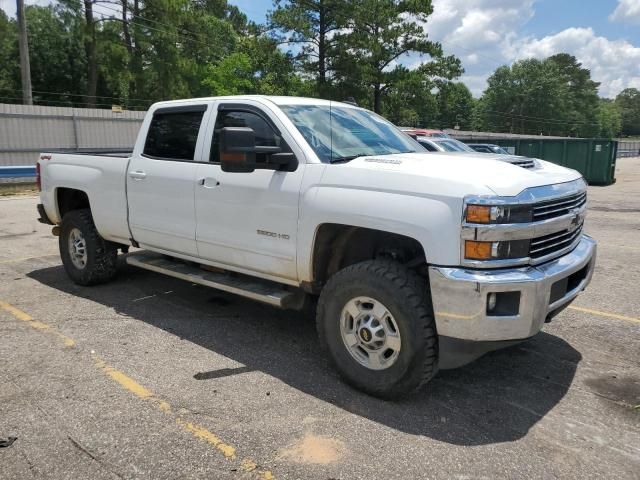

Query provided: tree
[380,68,438,126]
[435,82,473,130]
[547,54,600,137]
[334,0,461,113]
[202,36,303,96]
[269,0,345,97]
[479,59,570,135]
[24,4,86,106]
[0,10,19,98]
[596,99,622,138]
[615,88,640,136]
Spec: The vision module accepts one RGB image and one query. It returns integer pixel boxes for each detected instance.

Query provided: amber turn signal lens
[466,205,491,223]
[465,240,493,260]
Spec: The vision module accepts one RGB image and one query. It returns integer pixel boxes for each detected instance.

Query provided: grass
[0,182,38,197]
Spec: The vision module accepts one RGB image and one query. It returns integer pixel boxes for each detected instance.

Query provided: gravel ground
[0,158,638,479]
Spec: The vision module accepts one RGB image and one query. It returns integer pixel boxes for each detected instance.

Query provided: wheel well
[56,188,90,219]
[311,224,426,289]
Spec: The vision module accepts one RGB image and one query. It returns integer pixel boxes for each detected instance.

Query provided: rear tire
[59,209,118,286]
[316,260,438,399]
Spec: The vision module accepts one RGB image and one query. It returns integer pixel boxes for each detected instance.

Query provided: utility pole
[16,0,33,105]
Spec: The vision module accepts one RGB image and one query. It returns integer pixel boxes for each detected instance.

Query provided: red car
[400,128,450,138]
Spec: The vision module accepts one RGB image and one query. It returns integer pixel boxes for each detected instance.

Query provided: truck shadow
[28,262,581,447]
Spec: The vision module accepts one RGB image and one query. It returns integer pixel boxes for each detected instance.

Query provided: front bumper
[428,235,596,342]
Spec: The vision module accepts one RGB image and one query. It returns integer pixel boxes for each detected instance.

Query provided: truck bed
[41,148,132,158]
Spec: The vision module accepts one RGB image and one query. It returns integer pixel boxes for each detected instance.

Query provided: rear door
[127,104,209,256]
[194,101,306,281]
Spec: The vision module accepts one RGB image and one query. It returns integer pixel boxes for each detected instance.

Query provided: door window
[210,110,282,163]
[143,108,206,161]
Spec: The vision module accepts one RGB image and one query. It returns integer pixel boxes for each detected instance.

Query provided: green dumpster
[460,137,617,185]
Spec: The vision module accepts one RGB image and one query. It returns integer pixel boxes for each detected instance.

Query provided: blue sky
[228,0,640,98]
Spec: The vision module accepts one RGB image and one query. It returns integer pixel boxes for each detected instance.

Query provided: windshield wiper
[329,153,370,164]
[329,150,418,164]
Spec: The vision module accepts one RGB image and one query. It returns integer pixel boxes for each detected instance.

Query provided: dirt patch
[279,433,345,465]
[0,183,38,197]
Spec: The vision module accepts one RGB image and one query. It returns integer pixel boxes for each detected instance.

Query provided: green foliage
[475,55,621,137]
[480,59,570,135]
[596,99,622,138]
[435,82,473,130]
[331,0,462,113]
[0,10,18,96]
[269,0,345,96]
[615,88,640,136]
[547,54,600,137]
[0,0,629,143]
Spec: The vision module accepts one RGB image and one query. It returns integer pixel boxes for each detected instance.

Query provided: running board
[126,251,303,309]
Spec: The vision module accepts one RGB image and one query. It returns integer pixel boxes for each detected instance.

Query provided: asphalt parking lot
[1,159,639,479]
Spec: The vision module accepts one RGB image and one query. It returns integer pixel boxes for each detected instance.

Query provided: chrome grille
[532,191,587,221]
[529,224,583,259]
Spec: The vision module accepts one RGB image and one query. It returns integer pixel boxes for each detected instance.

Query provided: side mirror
[219,126,298,173]
[219,127,257,173]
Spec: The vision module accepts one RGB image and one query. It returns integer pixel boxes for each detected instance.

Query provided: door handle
[129,170,147,180]
[198,177,220,188]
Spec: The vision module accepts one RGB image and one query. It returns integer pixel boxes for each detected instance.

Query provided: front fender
[297,185,463,282]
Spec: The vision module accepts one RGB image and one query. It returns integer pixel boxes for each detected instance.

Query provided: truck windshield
[280,104,423,163]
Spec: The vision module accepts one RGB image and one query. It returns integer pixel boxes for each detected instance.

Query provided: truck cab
[37,96,596,398]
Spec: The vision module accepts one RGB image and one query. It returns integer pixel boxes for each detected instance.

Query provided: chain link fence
[617,141,640,158]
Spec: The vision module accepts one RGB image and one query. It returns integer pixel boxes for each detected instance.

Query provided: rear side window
[143,107,206,160]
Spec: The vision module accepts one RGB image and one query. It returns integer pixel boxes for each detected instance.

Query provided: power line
[1,87,154,104]
[93,3,219,49]
[0,94,147,109]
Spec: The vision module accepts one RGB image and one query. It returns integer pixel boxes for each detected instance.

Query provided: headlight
[464,204,533,224]
[464,239,530,260]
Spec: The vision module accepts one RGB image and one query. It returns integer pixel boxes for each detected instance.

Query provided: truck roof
[150,95,358,109]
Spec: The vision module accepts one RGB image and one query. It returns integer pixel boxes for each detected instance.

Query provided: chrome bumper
[428,235,597,342]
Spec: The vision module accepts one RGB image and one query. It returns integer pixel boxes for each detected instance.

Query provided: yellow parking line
[568,305,640,324]
[0,300,274,479]
[0,301,75,346]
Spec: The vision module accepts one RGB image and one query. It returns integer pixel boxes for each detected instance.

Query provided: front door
[195,103,305,281]
[127,104,209,257]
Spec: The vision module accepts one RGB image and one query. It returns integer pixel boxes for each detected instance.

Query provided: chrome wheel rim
[340,296,401,370]
[68,228,87,269]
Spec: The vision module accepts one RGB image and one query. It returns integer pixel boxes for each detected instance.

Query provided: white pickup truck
[37,96,596,398]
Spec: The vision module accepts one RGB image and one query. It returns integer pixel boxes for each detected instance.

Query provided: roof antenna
[330,100,333,162]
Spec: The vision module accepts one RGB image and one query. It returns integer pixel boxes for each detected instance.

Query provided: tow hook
[52,226,60,236]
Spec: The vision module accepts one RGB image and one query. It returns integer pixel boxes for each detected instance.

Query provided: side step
[126,251,303,309]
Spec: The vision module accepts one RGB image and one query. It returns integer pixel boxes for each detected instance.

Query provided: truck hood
[331,152,582,197]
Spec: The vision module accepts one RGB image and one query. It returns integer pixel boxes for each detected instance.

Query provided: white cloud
[424,0,536,96]
[609,0,640,25]
[515,27,640,98]
[420,0,640,98]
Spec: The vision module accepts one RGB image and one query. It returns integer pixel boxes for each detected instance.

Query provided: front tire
[316,260,438,399]
[59,209,118,286]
